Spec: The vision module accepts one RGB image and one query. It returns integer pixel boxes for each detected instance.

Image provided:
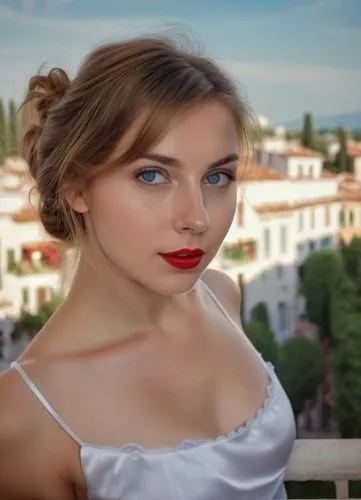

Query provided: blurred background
[0,1,360,498]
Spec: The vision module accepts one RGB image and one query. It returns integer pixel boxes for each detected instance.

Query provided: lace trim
[82,361,276,457]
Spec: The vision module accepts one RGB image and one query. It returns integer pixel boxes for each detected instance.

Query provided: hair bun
[27,67,70,123]
[20,67,70,179]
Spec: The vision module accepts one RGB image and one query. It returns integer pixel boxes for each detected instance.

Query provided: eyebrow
[141,152,239,169]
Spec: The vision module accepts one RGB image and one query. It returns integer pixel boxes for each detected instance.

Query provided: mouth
[159,248,205,270]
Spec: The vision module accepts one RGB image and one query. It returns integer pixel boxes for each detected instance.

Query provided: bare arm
[0,369,75,500]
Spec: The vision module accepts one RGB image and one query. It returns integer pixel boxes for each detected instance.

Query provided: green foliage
[278,336,324,418]
[285,130,302,141]
[18,313,44,332]
[352,129,361,141]
[18,296,62,336]
[333,127,350,173]
[243,321,279,368]
[250,302,270,329]
[302,250,344,341]
[342,236,361,282]
[8,99,18,156]
[286,480,335,499]
[301,113,314,149]
[333,312,361,437]
[38,295,62,323]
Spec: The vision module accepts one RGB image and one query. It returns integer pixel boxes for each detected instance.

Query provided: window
[309,165,313,177]
[310,208,315,230]
[7,249,16,271]
[280,225,287,254]
[276,265,283,280]
[324,206,330,226]
[298,164,303,177]
[340,208,345,227]
[321,237,332,249]
[309,241,316,252]
[22,287,29,306]
[298,211,304,231]
[278,302,287,332]
[350,210,355,227]
[264,228,271,258]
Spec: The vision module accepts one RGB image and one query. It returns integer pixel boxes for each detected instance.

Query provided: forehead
[150,100,239,162]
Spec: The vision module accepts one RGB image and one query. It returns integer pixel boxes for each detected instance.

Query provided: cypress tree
[334,128,349,173]
[301,113,314,149]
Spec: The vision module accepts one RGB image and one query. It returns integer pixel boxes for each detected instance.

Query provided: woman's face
[80,99,240,295]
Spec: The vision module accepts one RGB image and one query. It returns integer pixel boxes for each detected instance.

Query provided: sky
[0,0,360,125]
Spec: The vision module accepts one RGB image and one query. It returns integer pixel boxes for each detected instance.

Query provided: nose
[174,185,210,234]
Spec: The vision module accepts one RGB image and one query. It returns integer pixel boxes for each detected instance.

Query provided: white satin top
[11,282,296,500]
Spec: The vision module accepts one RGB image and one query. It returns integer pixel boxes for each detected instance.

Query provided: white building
[0,160,64,320]
[211,146,341,342]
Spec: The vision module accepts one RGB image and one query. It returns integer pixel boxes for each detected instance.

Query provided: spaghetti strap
[200,278,267,365]
[10,360,83,447]
[200,278,245,334]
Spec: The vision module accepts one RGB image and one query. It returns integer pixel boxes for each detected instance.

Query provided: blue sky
[0,0,360,124]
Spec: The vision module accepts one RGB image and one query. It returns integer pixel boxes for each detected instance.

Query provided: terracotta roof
[254,195,341,214]
[280,146,323,158]
[348,146,361,157]
[11,206,39,223]
[245,164,283,181]
[0,298,13,309]
[295,319,319,339]
[340,189,361,202]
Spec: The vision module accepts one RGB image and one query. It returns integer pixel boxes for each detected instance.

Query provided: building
[211,145,341,342]
[0,159,64,320]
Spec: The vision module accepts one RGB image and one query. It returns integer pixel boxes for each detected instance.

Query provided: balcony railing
[286,439,361,499]
[222,240,257,266]
[7,242,63,276]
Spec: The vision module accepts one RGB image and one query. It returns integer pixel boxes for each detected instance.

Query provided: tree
[244,321,279,368]
[250,302,271,329]
[333,127,350,173]
[0,98,6,164]
[18,296,62,338]
[38,296,62,323]
[278,336,324,422]
[8,99,18,156]
[333,312,361,438]
[301,113,314,149]
[302,249,344,342]
[342,236,361,283]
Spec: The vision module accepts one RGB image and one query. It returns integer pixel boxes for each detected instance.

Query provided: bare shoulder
[0,367,74,499]
[202,268,241,318]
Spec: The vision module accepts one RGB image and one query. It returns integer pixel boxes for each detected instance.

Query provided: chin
[146,270,203,297]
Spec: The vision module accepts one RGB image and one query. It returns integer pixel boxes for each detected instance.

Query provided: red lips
[160,248,205,270]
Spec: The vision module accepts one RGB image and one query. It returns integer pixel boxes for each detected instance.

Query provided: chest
[70,319,269,450]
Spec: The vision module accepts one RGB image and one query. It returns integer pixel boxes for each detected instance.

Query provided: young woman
[0,36,295,499]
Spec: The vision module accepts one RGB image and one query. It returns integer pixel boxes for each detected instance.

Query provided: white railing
[286,439,361,499]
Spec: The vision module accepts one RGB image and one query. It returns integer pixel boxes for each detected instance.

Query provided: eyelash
[135,167,236,184]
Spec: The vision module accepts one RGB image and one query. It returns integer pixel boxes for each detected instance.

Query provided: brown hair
[20,35,255,246]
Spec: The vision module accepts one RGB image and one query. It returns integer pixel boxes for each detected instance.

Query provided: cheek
[91,190,160,239]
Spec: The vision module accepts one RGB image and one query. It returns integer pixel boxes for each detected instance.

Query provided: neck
[57,255,200,345]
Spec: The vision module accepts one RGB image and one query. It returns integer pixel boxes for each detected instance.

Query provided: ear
[65,186,89,214]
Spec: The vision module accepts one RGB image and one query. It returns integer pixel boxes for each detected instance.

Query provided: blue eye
[137,169,166,184]
[205,172,233,186]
